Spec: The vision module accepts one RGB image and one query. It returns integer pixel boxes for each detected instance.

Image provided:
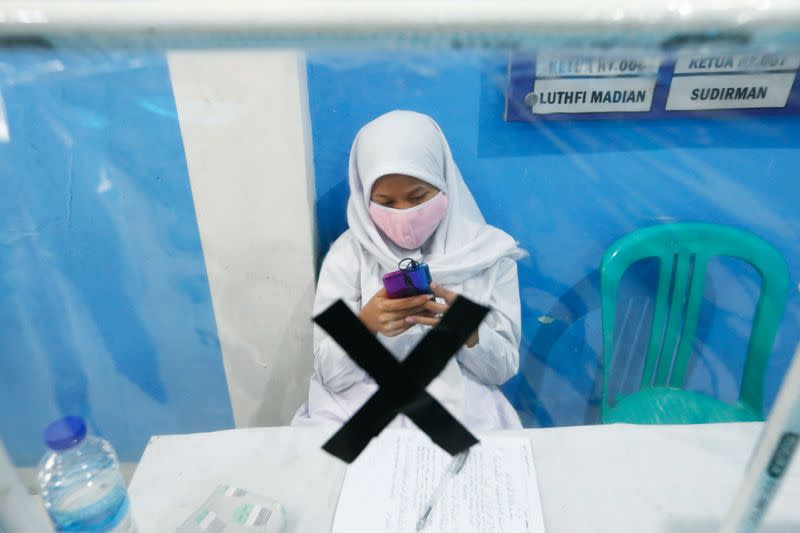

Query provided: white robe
[293,110,526,431]
[292,230,523,431]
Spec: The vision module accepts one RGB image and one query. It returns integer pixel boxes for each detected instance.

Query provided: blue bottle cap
[43,416,87,451]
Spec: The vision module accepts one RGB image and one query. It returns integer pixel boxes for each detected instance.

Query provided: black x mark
[314,297,488,463]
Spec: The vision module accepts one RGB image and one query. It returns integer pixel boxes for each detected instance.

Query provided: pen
[415,449,471,531]
[720,341,800,533]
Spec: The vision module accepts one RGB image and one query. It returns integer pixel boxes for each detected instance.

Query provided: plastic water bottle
[37,417,136,532]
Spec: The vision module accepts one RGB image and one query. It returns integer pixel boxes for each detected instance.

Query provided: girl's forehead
[372,174,436,193]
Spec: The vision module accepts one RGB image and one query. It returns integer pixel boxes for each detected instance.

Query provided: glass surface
[1,27,799,487]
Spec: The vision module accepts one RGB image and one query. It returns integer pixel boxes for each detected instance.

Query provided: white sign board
[536,54,661,78]
[666,73,796,111]
[674,54,800,74]
[529,77,656,114]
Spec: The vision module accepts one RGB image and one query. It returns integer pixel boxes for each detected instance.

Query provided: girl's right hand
[359,288,434,337]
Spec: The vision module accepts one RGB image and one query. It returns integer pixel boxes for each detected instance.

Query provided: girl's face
[370,174,440,210]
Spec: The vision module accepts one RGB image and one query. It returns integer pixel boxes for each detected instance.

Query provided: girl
[293,110,526,431]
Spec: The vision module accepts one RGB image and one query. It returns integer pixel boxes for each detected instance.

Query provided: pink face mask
[369,192,449,250]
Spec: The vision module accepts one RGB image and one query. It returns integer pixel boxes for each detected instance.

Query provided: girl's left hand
[405,283,480,348]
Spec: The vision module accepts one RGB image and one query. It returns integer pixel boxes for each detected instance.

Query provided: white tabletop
[128,423,800,532]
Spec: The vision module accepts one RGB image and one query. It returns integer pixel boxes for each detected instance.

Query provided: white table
[129,423,800,532]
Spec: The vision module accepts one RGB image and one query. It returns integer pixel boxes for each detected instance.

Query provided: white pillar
[167,50,317,428]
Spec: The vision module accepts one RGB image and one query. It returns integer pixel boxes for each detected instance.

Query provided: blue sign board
[506,52,800,121]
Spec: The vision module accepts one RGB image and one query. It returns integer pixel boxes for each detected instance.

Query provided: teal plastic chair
[601,223,789,424]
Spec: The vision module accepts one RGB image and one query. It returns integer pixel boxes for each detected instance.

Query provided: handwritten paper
[332,431,546,533]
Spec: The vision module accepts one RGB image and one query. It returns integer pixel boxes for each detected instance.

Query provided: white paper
[529,77,655,114]
[536,53,661,77]
[673,53,800,74]
[665,73,795,111]
[332,432,546,533]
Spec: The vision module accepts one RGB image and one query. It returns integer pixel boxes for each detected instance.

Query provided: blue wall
[308,51,800,427]
[2,47,799,466]
[0,51,233,464]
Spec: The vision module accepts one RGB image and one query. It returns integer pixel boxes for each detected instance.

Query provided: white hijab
[347,110,525,286]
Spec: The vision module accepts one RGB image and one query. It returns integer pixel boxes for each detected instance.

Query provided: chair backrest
[600,223,789,416]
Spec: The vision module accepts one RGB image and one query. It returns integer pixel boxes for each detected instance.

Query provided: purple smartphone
[382,261,433,299]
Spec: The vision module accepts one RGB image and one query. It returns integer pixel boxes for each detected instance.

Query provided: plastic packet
[175,485,286,533]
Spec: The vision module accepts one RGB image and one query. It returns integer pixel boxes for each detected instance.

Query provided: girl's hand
[359,288,434,337]
[405,283,480,348]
